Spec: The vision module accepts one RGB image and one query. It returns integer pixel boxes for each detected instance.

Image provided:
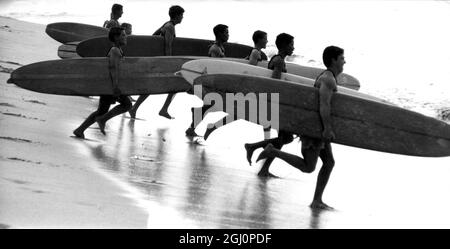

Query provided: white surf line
[76,145,199,228]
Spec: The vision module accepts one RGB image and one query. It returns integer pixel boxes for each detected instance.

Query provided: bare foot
[244,143,255,165]
[73,129,85,139]
[257,170,279,178]
[96,118,106,135]
[204,127,216,140]
[256,143,275,163]
[310,200,334,211]
[159,110,174,119]
[185,127,198,137]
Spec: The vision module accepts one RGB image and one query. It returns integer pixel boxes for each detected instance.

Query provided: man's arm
[318,77,336,141]
[108,48,121,95]
[270,57,283,79]
[164,25,175,56]
[248,50,260,66]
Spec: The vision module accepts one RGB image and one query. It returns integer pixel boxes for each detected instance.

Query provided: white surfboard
[179,58,388,104]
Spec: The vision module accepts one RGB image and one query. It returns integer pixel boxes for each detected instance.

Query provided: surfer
[248,30,268,66]
[256,46,343,210]
[208,24,229,58]
[185,24,229,137]
[128,5,185,120]
[103,4,123,29]
[73,27,132,138]
[200,30,269,140]
[243,33,295,176]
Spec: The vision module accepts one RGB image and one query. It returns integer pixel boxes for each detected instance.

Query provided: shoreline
[1,16,149,228]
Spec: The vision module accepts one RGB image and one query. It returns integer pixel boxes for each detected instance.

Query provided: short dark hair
[112,4,123,15]
[275,33,294,50]
[322,46,344,68]
[108,27,124,42]
[169,5,184,19]
[252,30,267,44]
[213,24,228,37]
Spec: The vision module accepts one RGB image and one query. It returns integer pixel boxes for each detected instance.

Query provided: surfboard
[76,35,267,60]
[7,57,193,96]
[194,74,450,157]
[180,59,380,103]
[45,22,108,44]
[57,42,81,59]
[264,61,360,90]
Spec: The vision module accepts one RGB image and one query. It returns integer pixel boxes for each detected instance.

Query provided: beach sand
[2,16,450,229]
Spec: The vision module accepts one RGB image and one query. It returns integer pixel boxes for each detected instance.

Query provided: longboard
[45,22,108,44]
[194,74,450,157]
[263,61,359,90]
[76,35,268,60]
[57,42,81,59]
[181,59,378,102]
[7,57,193,96]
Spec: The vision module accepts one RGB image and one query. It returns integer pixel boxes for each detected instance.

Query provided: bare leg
[159,93,175,119]
[186,104,213,137]
[256,141,335,209]
[96,98,132,135]
[257,142,284,178]
[73,111,99,139]
[244,137,282,165]
[73,96,112,138]
[256,144,319,174]
[129,94,149,119]
[310,143,335,210]
[185,108,199,136]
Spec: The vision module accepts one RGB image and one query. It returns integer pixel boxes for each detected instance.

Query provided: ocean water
[1,0,449,120]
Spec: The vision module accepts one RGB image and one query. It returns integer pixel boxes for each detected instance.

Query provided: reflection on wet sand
[71,113,330,228]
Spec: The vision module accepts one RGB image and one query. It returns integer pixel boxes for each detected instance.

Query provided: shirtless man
[256,46,344,210]
[201,30,268,140]
[73,27,132,138]
[248,30,268,66]
[103,4,123,29]
[208,24,229,58]
[244,33,295,177]
[185,24,229,137]
[128,5,185,119]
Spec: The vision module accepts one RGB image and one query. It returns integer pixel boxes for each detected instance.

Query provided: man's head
[322,46,345,74]
[111,4,123,19]
[252,30,268,49]
[213,24,229,43]
[109,27,127,46]
[275,33,294,56]
[169,5,184,24]
[121,23,132,35]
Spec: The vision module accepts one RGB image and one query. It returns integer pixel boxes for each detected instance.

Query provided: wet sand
[2,16,450,229]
